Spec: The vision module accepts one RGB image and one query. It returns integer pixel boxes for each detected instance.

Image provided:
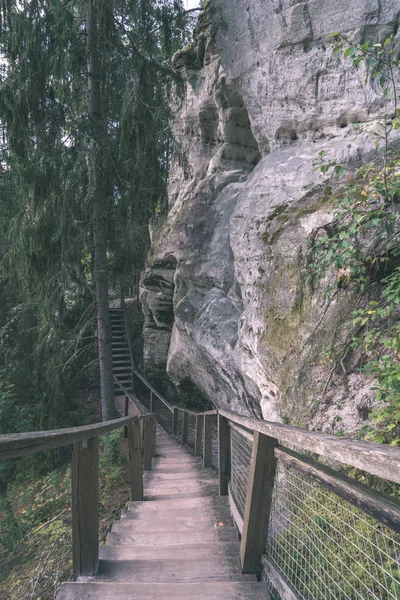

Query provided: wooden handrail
[0,409,157,580]
[219,407,400,485]
[275,446,400,532]
[0,414,153,460]
[220,406,400,578]
[2,368,400,589]
[132,369,173,412]
[113,375,148,415]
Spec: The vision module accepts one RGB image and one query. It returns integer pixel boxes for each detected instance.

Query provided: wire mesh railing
[126,376,400,600]
[263,575,282,600]
[265,460,400,600]
[230,425,253,520]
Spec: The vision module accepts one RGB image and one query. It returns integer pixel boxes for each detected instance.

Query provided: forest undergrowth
[0,430,131,600]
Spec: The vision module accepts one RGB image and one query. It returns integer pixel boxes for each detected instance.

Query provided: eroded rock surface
[140,1,399,431]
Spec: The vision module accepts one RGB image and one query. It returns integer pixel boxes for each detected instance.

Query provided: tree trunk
[87,0,115,421]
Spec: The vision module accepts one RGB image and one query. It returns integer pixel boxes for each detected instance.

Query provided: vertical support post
[218,414,230,495]
[124,395,129,438]
[203,414,212,468]
[127,419,143,501]
[182,411,189,446]
[151,414,157,457]
[72,437,99,580]
[150,390,155,413]
[143,417,153,471]
[240,431,278,576]
[131,370,136,395]
[172,407,178,437]
[195,414,204,457]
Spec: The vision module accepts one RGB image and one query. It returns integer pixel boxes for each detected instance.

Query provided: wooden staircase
[57,425,269,599]
[110,308,133,396]
[2,368,399,600]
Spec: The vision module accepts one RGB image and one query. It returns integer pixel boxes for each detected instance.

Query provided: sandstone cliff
[139,0,400,434]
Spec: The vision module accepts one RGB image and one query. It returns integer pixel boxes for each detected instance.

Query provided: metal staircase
[110,308,133,396]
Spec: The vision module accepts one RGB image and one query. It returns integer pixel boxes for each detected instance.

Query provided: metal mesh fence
[262,574,282,600]
[230,426,253,519]
[265,460,400,600]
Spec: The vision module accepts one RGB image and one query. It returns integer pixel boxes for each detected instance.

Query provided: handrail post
[128,420,143,501]
[182,411,189,446]
[151,414,157,457]
[143,417,153,471]
[240,431,278,576]
[132,369,136,395]
[72,437,99,580]
[203,414,212,468]
[195,414,204,457]
[218,414,230,495]
[124,395,129,438]
[150,390,155,413]
[172,407,178,437]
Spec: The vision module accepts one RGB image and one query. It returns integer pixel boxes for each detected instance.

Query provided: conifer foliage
[0,0,192,430]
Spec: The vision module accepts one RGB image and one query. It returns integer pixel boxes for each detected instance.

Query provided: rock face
[140,1,400,431]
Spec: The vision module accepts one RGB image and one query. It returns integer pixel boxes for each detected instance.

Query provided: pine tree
[0,0,193,426]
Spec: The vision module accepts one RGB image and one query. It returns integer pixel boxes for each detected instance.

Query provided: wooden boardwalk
[57,425,269,599]
[1,366,399,599]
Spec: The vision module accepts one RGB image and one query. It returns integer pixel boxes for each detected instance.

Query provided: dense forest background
[0,3,196,594]
[0,0,195,443]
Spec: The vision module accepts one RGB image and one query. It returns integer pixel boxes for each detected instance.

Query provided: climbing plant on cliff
[307,34,400,445]
[0,0,192,427]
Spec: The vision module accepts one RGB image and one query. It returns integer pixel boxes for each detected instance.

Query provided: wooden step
[99,541,240,561]
[143,470,217,481]
[105,526,239,546]
[154,453,201,468]
[127,496,229,512]
[143,480,218,494]
[113,514,232,532]
[95,556,255,583]
[120,506,232,522]
[58,581,270,599]
[143,479,218,490]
